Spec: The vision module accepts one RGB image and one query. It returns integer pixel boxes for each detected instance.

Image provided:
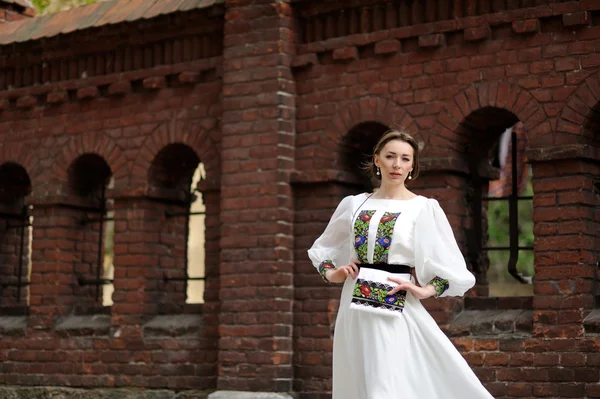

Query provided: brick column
[110,196,179,333]
[217,0,296,392]
[28,200,97,329]
[530,154,600,338]
[292,182,357,396]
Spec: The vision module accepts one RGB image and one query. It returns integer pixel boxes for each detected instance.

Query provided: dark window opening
[581,102,600,301]
[0,162,32,310]
[341,121,390,191]
[67,154,114,308]
[150,144,206,305]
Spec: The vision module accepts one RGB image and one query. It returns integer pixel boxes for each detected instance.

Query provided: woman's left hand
[386,277,437,300]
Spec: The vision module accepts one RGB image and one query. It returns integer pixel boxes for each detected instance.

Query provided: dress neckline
[364,193,422,202]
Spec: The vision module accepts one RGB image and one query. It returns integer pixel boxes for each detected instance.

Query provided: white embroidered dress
[308,194,494,399]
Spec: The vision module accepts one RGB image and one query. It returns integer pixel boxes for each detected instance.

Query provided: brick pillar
[198,185,221,386]
[292,183,357,396]
[530,157,600,338]
[28,200,100,329]
[110,196,177,333]
[217,0,296,392]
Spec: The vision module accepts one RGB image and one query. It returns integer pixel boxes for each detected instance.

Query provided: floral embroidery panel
[318,260,336,283]
[354,210,375,263]
[373,212,401,264]
[352,278,407,313]
[429,276,450,296]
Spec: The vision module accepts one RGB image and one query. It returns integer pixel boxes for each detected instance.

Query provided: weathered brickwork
[0,0,599,398]
[0,2,224,391]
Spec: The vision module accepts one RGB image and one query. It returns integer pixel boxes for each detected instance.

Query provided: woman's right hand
[325,260,360,283]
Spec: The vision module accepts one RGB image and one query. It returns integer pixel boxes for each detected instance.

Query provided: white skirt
[332,271,495,399]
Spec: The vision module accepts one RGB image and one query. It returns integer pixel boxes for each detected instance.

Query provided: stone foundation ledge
[0,387,212,398]
[208,392,294,399]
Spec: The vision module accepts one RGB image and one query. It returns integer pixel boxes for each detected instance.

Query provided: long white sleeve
[413,199,475,297]
[308,196,354,280]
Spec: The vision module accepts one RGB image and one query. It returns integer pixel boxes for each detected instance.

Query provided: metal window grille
[473,128,533,284]
[0,205,31,303]
[163,187,206,287]
[66,186,114,302]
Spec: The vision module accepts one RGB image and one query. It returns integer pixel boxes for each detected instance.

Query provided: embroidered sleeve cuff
[318,260,336,283]
[428,276,449,297]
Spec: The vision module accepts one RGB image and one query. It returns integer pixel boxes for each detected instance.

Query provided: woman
[308,130,494,399]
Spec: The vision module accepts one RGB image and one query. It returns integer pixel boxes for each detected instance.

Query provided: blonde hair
[362,130,420,182]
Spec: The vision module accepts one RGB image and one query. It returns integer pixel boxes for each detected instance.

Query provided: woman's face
[374,139,414,185]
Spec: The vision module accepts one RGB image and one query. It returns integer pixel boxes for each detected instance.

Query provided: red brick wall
[218,0,296,391]
[0,0,599,398]
[291,1,600,398]
[0,7,223,389]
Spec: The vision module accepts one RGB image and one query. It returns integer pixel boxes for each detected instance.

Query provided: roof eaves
[143,0,188,19]
[0,18,28,45]
[93,0,146,26]
[123,0,160,22]
[64,0,116,34]
[0,0,225,46]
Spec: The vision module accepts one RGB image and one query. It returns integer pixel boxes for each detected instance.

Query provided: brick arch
[558,70,600,146]
[0,142,44,190]
[326,96,417,144]
[52,132,126,188]
[132,117,219,190]
[435,81,546,151]
[320,96,417,170]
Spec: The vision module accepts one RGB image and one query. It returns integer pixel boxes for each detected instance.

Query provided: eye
[402,158,410,162]
[386,155,393,159]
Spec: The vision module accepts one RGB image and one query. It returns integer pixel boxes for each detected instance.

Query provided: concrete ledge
[55,315,110,337]
[208,392,294,399]
[0,316,27,336]
[143,315,203,337]
[584,309,600,335]
[0,387,211,398]
[447,309,533,337]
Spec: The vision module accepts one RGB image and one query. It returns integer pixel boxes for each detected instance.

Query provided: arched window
[187,163,206,304]
[149,143,205,307]
[67,154,114,310]
[580,102,600,301]
[462,108,534,297]
[0,162,32,310]
[341,121,391,191]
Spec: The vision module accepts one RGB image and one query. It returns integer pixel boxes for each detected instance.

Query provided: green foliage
[487,168,535,286]
[30,0,50,12]
[32,0,96,14]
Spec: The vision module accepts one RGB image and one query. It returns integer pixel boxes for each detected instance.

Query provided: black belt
[358,263,412,274]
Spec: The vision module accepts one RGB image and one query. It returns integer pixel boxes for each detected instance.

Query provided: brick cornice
[0,57,222,111]
[0,8,224,92]
[294,1,599,64]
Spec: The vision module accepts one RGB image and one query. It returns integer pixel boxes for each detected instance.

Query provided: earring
[376,167,380,176]
[408,171,412,180]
